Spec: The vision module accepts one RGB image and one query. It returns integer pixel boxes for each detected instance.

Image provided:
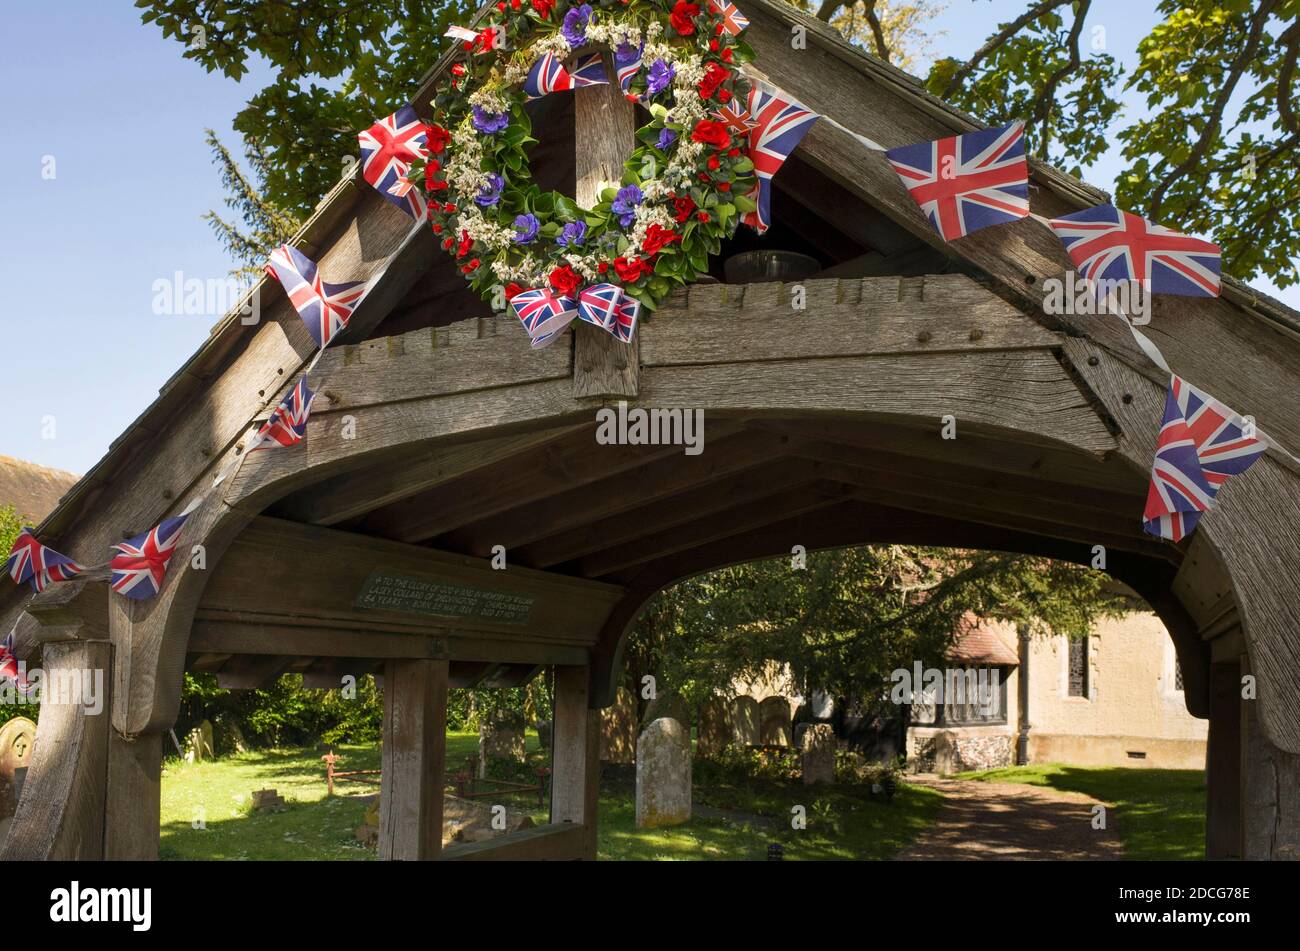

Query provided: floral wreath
[414,0,759,343]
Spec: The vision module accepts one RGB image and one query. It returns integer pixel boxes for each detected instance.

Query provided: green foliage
[137,0,478,218]
[625,545,1124,718]
[0,504,21,554]
[926,0,1299,288]
[202,130,302,281]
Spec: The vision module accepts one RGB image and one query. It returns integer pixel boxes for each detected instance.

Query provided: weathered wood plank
[573,55,639,399]
[0,640,110,860]
[378,658,448,861]
[103,731,163,861]
[550,665,600,860]
[440,822,589,861]
[641,274,1060,366]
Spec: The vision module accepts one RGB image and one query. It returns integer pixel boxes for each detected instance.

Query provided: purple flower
[475,173,505,207]
[472,106,509,134]
[512,213,540,244]
[611,184,643,228]
[656,128,677,151]
[558,221,588,247]
[646,59,675,96]
[561,4,593,47]
[615,40,642,65]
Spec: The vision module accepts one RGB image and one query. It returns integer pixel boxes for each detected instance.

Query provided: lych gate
[3,0,1299,861]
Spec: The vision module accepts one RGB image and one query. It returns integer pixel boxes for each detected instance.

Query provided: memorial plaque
[355,571,534,625]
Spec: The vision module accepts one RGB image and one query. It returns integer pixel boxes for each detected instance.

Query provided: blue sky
[1,0,1295,477]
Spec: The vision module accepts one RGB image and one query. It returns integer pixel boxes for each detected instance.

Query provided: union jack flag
[510,287,577,340]
[615,43,643,93]
[885,122,1029,242]
[265,244,366,349]
[739,84,820,233]
[524,52,572,100]
[110,511,192,600]
[1143,375,1265,542]
[713,102,759,134]
[1050,205,1222,299]
[0,630,32,693]
[250,376,316,453]
[357,106,429,218]
[709,0,750,35]
[6,528,83,592]
[576,283,623,331]
[570,53,608,88]
[612,295,640,343]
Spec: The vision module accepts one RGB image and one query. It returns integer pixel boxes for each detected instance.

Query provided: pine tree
[202,130,302,282]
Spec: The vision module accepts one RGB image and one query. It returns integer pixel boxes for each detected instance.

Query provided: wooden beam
[378,659,448,861]
[551,665,600,860]
[578,481,856,577]
[521,456,830,569]
[442,427,784,554]
[215,655,293,691]
[640,274,1059,368]
[0,640,110,860]
[274,424,588,526]
[573,52,639,399]
[441,822,588,861]
[362,433,691,544]
[103,731,163,860]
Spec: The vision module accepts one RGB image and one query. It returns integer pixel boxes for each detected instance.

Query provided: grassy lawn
[956,763,1206,860]
[160,735,942,860]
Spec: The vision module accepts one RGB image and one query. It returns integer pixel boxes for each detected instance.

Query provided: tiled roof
[946,612,1020,666]
[0,455,79,523]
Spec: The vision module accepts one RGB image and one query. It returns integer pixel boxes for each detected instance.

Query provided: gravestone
[0,717,36,833]
[535,719,552,750]
[696,695,734,758]
[185,720,215,762]
[799,723,836,785]
[478,710,527,777]
[600,686,637,764]
[732,695,761,746]
[758,696,793,747]
[931,730,959,775]
[636,718,691,828]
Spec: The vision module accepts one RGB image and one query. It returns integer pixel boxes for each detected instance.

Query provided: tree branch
[1278,20,1299,135]
[1149,0,1280,217]
[1027,0,1091,158]
[942,0,1076,98]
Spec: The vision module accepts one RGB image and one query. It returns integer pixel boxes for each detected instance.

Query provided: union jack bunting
[612,294,640,343]
[6,528,83,592]
[576,283,624,331]
[265,244,366,349]
[708,0,750,35]
[250,376,316,453]
[357,106,429,217]
[739,84,820,233]
[1142,375,1265,542]
[0,630,32,693]
[1049,205,1222,299]
[570,53,608,88]
[109,511,192,600]
[713,101,759,134]
[885,122,1029,242]
[524,52,572,100]
[615,44,643,93]
[510,287,577,340]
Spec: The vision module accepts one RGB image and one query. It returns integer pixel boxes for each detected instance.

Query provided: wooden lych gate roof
[6,0,1300,767]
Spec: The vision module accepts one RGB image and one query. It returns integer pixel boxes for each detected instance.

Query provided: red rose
[728,147,742,157]
[426,125,451,154]
[672,195,697,224]
[697,62,730,100]
[532,0,554,18]
[670,0,700,35]
[707,154,721,171]
[444,202,458,213]
[710,38,719,52]
[696,211,711,223]
[456,229,473,258]
[549,265,582,297]
[442,237,454,250]
[718,88,732,104]
[691,119,731,149]
[452,63,466,77]
[642,224,681,256]
[432,223,443,233]
[718,182,731,192]
[424,159,442,190]
[511,0,520,8]
[598,262,609,274]
[504,282,525,300]
[496,2,506,10]
[614,256,652,283]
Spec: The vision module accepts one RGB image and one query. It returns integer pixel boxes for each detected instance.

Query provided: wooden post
[0,639,111,860]
[573,50,639,399]
[550,664,600,859]
[104,731,164,860]
[378,658,449,860]
[1240,654,1300,860]
[1205,660,1242,858]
